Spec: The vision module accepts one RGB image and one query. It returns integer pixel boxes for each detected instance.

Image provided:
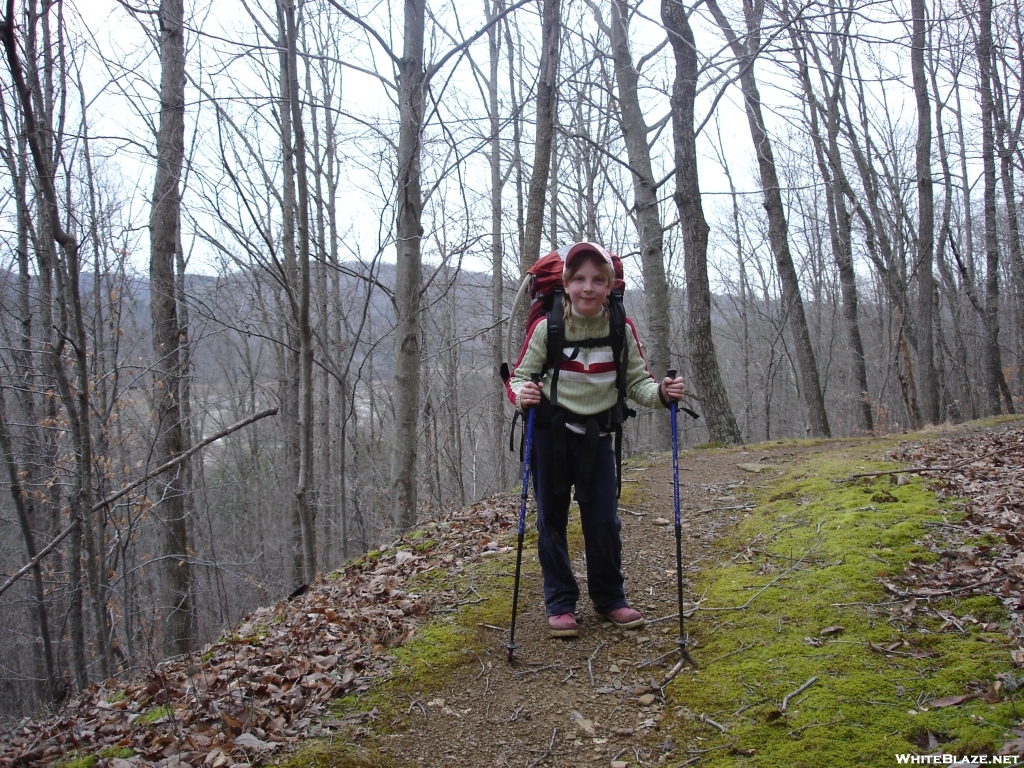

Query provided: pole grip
[531,371,541,385]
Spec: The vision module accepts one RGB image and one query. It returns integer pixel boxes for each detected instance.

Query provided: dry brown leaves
[885,425,1024,632]
[0,497,518,768]
[884,423,1024,755]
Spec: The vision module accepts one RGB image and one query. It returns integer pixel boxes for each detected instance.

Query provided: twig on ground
[637,648,678,669]
[705,640,755,666]
[561,667,574,683]
[734,698,770,716]
[436,585,487,612]
[588,640,605,686]
[700,713,728,733]
[781,676,818,711]
[659,650,698,688]
[848,443,1018,479]
[512,664,557,677]
[407,698,426,717]
[696,526,823,614]
[526,728,558,768]
[787,718,841,738]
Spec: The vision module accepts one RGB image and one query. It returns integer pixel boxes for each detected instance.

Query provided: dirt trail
[374,442,828,768]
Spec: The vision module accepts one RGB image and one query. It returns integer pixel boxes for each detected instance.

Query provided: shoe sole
[597,613,645,630]
[549,627,579,638]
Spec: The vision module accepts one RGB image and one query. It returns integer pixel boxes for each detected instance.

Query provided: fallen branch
[659,657,689,688]
[848,443,1019,480]
[512,663,557,677]
[700,713,728,733]
[781,675,818,711]
[0,407,278,599]
[526,728,558,768]
[588,640,605,687]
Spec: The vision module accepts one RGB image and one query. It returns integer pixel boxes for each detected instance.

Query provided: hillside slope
[3,420,1024,768]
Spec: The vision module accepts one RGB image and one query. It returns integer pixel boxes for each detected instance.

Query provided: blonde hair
[562,252,615,329]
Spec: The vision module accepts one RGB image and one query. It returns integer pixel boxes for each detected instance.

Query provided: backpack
[501,243,635,500]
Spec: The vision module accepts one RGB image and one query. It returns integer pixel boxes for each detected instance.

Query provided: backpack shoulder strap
[546,290,565,406]
[607,289,629,410]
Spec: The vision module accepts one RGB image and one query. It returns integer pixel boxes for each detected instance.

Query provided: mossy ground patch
[661,443,1019,767]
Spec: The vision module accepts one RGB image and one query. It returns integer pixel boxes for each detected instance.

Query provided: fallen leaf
[819,625,845,636]
[234,732,275,752]
[928,694,969,708]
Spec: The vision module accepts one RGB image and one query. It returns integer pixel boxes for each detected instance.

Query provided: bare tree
[598,0,674,447]
[912,0,939,424]
[521,0,561,270]
[704,0,830,436]
[661,0,741,444]
[149,0,195,655]
[975,0,1013,415]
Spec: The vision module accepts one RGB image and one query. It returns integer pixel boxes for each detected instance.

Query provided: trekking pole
[507,371,541,663]
[665,369,698,678]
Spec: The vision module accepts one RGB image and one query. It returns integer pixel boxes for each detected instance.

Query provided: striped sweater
[506,306,664,415]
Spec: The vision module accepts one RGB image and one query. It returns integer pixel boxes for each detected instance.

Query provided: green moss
[135,704,173,726]
[52,754,96,768]
[658,446,1018,767]
[276,741,400,768]
[97,746,135,759]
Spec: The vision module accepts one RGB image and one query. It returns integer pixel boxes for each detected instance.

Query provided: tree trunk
[911,0,938,424]
[486,0,508,493]
[786,10,873,434]
[661,0,741,444]
[976,0,1008,416]
[705,0,830,437]
[608,0,674,449]
[150,0,194,655]
[992,44,1024,410]
[391,0,427,531]
[283,0,317,582]
[0,390,61,704]
[3,0,109,676]
[521,0,560,271]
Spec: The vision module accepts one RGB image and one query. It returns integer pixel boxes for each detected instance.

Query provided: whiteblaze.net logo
[895,756,1018,765]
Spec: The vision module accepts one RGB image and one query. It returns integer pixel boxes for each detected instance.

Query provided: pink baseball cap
[559,242,613,272]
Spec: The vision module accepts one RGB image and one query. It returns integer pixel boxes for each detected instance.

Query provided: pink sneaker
[548,613,579,638]
[598,606,645,629]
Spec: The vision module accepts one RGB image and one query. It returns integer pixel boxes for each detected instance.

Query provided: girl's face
[565,259,611,317]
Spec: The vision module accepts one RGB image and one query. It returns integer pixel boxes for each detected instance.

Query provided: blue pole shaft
[667,369,696,668]
[507,373,539,660]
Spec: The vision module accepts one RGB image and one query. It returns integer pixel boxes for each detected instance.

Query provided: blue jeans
[530,424,628,616]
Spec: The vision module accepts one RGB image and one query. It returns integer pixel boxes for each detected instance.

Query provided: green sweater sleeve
[507,318,550,410]
[624,321,664,410]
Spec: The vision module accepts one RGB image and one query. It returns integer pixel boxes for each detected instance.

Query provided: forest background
[0,0,1020,724]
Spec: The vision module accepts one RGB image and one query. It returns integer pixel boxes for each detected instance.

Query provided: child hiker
[506,242,685,637]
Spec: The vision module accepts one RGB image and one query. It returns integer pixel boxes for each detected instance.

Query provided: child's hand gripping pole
[507,371,541,663]
[665,369,698,679]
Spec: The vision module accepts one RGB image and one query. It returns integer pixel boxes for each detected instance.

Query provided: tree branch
[0,407,279,600]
